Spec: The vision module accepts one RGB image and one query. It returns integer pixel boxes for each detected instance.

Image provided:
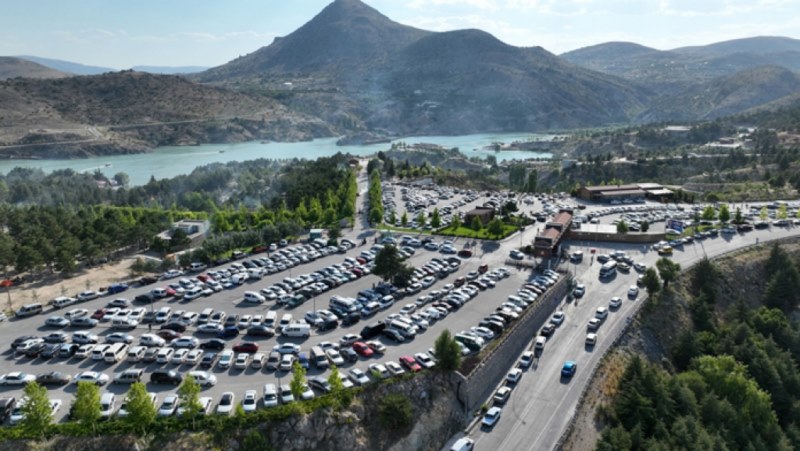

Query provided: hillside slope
[0,71,334,158]
[0,56,69,80]
[196,0,651,134]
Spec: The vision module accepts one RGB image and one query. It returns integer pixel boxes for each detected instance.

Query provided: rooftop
[597,189,646,197]
[581,184,640,193]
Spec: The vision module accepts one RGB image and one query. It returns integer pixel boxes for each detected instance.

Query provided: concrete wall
[456,277,569,412]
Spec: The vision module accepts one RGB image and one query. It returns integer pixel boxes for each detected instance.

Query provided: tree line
[597,246,800,450]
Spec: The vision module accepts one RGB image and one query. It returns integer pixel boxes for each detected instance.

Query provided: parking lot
[0,235,538,422]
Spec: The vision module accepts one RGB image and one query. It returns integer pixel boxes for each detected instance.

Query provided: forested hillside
[593,243,800,450]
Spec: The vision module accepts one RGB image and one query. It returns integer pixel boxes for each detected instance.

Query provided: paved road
[464,222,800,451]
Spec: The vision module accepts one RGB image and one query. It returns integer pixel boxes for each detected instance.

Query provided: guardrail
[553,233,800,450]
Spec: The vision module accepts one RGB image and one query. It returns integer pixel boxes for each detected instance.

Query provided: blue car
[107,283,129,294]
[217,326,239,339]
[561,361,577,378]
[297,352,310,370]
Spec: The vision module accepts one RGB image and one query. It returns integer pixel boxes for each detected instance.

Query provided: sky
[1,0,799,69]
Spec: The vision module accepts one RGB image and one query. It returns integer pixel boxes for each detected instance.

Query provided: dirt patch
[3,258,138,312]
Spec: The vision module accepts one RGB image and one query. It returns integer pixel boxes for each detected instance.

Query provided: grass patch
[377,225,432,236]
[437,224,517,240]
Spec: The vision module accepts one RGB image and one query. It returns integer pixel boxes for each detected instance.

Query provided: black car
[200,352,218,368]
[340,347,359,363]
[540,324,556,337]
[246,325,275,337]
[138,276,158,285]
[39,343,62,359]
[199,339,226,350]
[341,313,361,327]
[134,293,156,304]
[318,320,339,332]
[10,335,37,351]
[0,397,16,422]
[479,320,504,335]
[382,328,405,343]
[359,322,386,340]
[36,371,72,385]
[24,342,47,358]
[150,370,183,385]
[161,322,187,333]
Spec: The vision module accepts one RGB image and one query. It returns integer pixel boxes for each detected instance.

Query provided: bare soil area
[3,258,138,312]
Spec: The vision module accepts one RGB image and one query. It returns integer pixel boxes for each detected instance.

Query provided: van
[281,323,311,338]
[534,336,547,351]
[198,308,214,324]
[183,286,204,301]
[264,311,277,328]
[51,297,77,309]
[251,352,266,369]
[114,369,143,384]
[189,262,207,272]
[311,346,329,369]
[126,346,147,363]
[263,383,279,408]
[15,303,43,318]
[104,343,129,363]
[266,351,281,370]
[247,268,263,280]
[100,393,116,419]
[329,296,358,314]
[92,344,111,360]
[450,437,475,451]
[389,320,417,339]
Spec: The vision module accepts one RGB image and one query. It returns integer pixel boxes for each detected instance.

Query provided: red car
[91,309,107,320]
[196,274,211,282]
[233,342,259,353]
[352,341,373,358]
[399,356,422,372]
[454,277,466,287]
[156,329,181,341]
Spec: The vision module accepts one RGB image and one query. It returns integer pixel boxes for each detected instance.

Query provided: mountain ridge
[0,56,70,80]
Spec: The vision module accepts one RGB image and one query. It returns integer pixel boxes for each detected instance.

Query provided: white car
[326,349,345,366]
[140,334,166,347]
[609,297,623,309]
[338,334,360,348]
[628,285,639,298]
[385,361,405,377]
[158,395,179,416]
[414,352,435,369]
[0,372,36,386]
[242,390,258,413]
[368,363,391,380]
[156,347,175,364]
[171,348,189,365]
[243,291,266,304]
[217,350,235,369]
[184,349,204,366]
[518,351,534,369]
[74,371,109,386]
[506,368,523,384]
[550,311,566,326]
[171,337,199,349]
[216,392,235,415]
[188,371,217,386]
[348,368,371,386]
[234,353,250,369]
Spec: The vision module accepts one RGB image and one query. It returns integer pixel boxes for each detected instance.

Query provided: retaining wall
[456,277,570,413]
[567,230,665,243]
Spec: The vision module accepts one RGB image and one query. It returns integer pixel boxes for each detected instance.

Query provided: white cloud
[405,0,500,11]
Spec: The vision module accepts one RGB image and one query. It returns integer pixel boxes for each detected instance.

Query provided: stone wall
[456,277,569,412]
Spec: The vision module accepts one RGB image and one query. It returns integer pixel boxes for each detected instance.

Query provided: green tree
[416,211,426,228]
[525,170,538,193]
[430,208,441,229]
[760,206,769,220]
[388,210,397,226]
[450,214,462,230]
[764,266,800,311]
[378,393,413,430]
[328,365,350,408]
[20,382,52,439]
[470,216,483,231]
[113,172,130,187]
[640,220,650,232]
[734,207,744,224]
[617,221,629,234]
[642,267,661,298]
[73,381,101,434]
[487,217,505,238]
[718,204,730,223]
[400,211,408,227]
[178,373,202,429]
[373,245,412,286]
[701,206,716,221]
[656,257,681,288]
[124,382,156,434]
[433,330,462,372]
[778,204,788,219]
[290,360,307,400]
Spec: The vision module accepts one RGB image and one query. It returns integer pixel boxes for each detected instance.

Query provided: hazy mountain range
[2,0,800,157]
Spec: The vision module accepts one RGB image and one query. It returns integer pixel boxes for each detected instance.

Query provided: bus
[599,261,618,279]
